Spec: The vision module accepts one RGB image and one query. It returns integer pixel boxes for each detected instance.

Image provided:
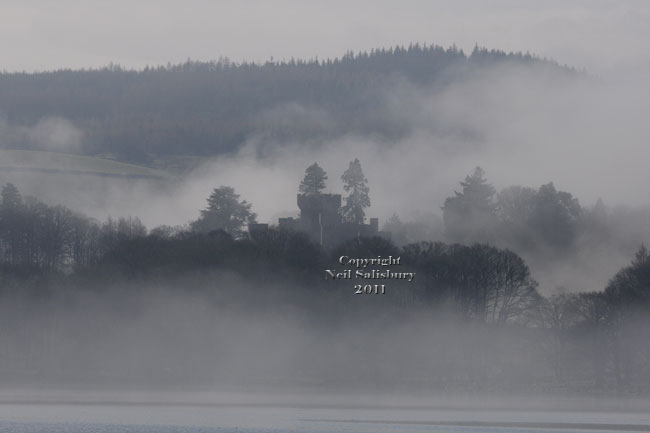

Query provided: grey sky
[1,0,649,76]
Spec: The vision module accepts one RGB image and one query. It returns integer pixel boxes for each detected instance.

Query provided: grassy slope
[0,149,170,179]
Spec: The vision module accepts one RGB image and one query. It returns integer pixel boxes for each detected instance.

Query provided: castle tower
[297,193,341,245]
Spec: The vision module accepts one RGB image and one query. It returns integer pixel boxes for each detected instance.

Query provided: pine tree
[1,183,22,210]
[299,162,328,194]
[0,183,24,265]
[341,158,370,224]
[442,167,497,243]
[191,186,257,238]
[457,167,496,213]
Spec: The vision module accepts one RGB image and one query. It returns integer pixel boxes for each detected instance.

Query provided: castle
[249,192,387,247]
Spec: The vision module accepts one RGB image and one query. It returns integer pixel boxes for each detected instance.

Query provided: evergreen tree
[299,162,328,194]
[191,186,257,238]
[1,183,22,210]
[606,244,650,306]
[529,182,581,249]
[340,158,370,224]
[442,167,497,243]
[0,183,24,264]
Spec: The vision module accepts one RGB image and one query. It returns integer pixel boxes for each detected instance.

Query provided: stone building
[249,192,386,247]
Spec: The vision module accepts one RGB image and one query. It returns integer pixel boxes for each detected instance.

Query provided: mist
[1,5,650,429]
[2,53,648,295]
[41,57,640,293]
[186,61,648,222]
[0,117,83,153]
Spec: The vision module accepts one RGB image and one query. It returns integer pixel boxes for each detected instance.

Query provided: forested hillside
[0,45,572,163]
[1,177,649,392]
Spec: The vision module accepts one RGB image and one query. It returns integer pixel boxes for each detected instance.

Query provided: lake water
[1,391,648,433]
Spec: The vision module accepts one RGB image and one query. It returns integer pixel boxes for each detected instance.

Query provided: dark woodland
[0,45,570,162]
[0,46,646,394]
[0,163,648,392]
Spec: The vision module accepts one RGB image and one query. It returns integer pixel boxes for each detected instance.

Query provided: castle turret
[297,193,341,245]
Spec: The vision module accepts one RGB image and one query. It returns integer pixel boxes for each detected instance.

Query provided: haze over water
[1,1,650,432]
[2,391,650,433]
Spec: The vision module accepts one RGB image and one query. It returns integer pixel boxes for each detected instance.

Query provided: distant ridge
[0,44,577,164]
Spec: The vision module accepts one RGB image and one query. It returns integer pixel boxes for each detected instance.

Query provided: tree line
[384,166,650,259]
[0,162,649,390]
[0,183,146,270]
[0,45,573,163]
